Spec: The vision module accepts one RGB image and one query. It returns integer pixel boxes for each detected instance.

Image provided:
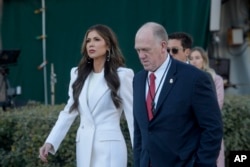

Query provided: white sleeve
[118,68,134,147]
[45,67,79,154]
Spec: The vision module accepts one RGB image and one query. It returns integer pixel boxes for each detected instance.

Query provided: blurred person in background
[168,32,217,94]
[167,32,193,63]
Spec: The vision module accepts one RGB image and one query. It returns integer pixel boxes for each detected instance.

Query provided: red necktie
[146,73,156,120]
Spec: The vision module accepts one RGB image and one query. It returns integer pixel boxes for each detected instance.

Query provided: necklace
[147,58,172,112]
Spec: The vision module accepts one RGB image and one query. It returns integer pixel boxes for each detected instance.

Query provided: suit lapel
[87,72,108,112]
[136,71,150,122]
[83,72,109,112]
[155,58,177,114]
[79,72,108,123]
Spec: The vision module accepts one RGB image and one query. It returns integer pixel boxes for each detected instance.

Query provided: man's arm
[192,72,223,167]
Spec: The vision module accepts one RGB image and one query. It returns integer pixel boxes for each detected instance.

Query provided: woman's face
[86,30,108,61]
[189,50,204,70]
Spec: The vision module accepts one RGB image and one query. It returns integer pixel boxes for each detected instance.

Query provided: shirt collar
[148,54,170,78]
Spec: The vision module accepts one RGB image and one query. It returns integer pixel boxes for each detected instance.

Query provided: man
[133,22,223,167]
[168,32,193,63]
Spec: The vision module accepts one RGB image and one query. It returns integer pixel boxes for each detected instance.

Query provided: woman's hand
[39,143,53,163]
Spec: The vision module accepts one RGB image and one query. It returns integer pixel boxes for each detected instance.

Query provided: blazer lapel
[88,72,109,111]
[79,76,94,124]
[155,58,177,113]
[136,71,150,123]
[89,77,109,112]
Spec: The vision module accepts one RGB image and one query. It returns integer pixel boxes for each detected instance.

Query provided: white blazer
[45,67,134,167]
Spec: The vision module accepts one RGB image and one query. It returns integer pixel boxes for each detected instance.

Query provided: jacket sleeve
[118,68,134,147]
[192,72,223,167]
[214,74,224,110]
[45,67,79,154]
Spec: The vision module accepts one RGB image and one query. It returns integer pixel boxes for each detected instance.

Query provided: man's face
[167,39,190,63]
[135,29,166,72]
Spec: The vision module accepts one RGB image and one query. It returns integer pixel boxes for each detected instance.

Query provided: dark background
[1,0,211,104]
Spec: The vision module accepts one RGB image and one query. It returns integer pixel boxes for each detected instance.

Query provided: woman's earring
[106,50,110,62]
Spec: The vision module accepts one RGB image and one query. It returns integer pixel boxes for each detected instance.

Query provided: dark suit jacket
[133,58,223,167]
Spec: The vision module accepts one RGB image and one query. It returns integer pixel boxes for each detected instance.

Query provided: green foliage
[0,103,77,167]
[222,95,250,151]
[0,95,249,166]
[221,95,250,167]
[0,103,133,167]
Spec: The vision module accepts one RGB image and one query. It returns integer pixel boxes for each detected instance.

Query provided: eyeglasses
[167,47,184,54]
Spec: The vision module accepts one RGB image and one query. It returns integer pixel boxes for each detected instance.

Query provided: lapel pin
[169,78,173,84]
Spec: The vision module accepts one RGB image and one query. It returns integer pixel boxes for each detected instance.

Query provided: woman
[39,24,134,167]
[189,46,225,167]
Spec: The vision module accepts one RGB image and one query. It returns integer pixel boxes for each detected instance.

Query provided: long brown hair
[69,24,125,112]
